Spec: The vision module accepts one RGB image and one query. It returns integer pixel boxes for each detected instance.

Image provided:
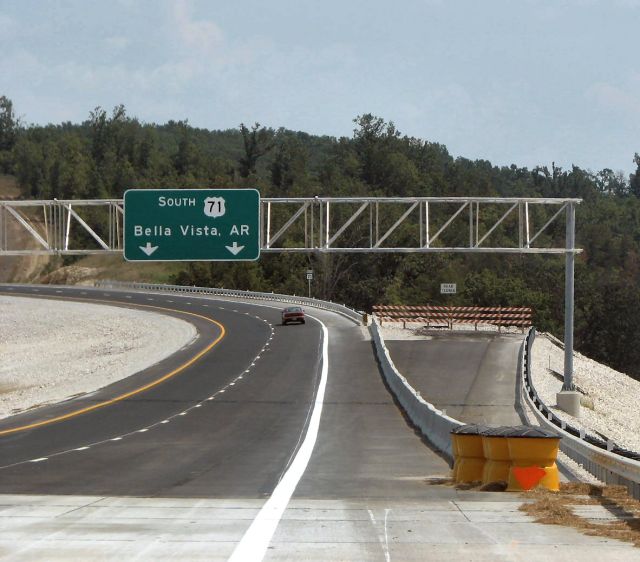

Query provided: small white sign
[306,273,313,280]
[440,283,456,294]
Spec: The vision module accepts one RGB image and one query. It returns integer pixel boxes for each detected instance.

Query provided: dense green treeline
[2,96,640,377]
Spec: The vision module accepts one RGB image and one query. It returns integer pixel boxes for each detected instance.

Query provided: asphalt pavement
[0,285,637,561]
[386,332,526,426]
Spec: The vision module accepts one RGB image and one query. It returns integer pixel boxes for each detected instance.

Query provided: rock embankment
[0,296,196,419]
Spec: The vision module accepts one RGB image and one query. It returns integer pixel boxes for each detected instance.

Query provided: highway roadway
[386,332,526,426]
[0,285,637,561]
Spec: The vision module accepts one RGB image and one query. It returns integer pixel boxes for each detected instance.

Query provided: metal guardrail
[522,327,640,498]
[94,280,364,325]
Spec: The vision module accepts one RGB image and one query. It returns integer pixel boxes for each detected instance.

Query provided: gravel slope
[0,296,197,420]
[531,333,640,452]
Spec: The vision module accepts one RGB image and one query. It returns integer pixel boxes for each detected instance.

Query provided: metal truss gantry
[0,197,581,256]
[0,196,581,391]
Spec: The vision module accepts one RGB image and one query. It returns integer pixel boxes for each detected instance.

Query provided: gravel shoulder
[0,296,197,419]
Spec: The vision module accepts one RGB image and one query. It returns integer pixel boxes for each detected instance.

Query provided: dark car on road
[282,306,305,325]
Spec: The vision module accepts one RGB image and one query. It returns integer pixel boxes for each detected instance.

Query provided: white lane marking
[0,296,279,470]
[384,509,391,559]
[368,509,392,562]
[229,318,329,562]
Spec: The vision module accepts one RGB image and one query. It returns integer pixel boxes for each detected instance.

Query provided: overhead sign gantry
[0,194,582,394]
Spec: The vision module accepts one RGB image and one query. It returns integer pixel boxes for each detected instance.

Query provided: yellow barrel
[481,427,511,485]
[450,432,461,480]
[505,426,561,492]
[451,425,488,483]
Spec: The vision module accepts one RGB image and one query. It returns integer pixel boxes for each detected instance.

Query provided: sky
[1,0,639,176]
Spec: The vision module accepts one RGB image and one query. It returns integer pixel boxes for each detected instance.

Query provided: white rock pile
[531,334,640,453]
[0,296,197,420]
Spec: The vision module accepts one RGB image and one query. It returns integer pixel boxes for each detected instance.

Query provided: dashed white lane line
[229,316,329,562]
[0,297,282,474]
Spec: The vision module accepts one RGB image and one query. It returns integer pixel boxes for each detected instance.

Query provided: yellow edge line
[0,293,226,437]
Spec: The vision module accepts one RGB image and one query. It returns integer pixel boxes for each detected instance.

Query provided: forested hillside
[1,95,640,378]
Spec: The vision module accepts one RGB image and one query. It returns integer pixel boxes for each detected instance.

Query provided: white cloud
[171,0,224,57]
[104,36,130,53]
[0,12,18,41]
[586,81,640,119]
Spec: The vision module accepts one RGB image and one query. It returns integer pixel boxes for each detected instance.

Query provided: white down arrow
[225,242,244,255]
[139,242,158,256]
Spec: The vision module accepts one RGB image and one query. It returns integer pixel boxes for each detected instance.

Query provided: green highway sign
[123,188,260,261]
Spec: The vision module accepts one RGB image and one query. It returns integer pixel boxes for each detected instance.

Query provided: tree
[352,113,401,188]
[238,122,275,178]
[271,136,309,194]
[173,123,198,177]
[0,95,18,152]
[630,153,640,198]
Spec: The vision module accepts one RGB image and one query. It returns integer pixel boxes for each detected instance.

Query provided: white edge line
[228,315,329,562]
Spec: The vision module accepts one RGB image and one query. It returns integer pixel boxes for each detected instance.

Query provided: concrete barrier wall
[369,316,462,464]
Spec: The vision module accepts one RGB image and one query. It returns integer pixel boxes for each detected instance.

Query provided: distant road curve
[0,285,327,504]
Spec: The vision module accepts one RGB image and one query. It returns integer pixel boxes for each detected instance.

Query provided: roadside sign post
[123,189,260,261]
[306,269,313,298]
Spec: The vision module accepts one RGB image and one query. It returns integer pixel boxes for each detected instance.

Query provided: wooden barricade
[372,305,532,331]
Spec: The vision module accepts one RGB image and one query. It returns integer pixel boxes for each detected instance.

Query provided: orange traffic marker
[512,466,546,490]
